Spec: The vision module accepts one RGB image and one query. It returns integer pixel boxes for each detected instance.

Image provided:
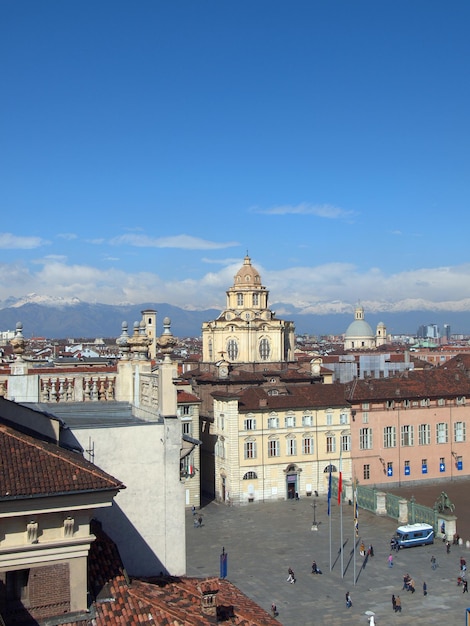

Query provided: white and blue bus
[394,523,434,548]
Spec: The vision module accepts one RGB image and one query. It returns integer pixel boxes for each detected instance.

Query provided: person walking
[388,553,394,568]
[392,594,396,611]
[394,595,402,612]
[431,555,437,570]
[345,591,352,608]
[423,581,427,596]
[463,579,468,593]
[287,568,295,584]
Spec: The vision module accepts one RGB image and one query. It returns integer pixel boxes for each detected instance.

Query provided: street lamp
[311,496,318,531]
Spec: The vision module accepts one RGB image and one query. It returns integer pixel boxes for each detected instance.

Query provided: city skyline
[1,1,469,314]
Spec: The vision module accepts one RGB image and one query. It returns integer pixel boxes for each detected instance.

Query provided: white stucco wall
[70,421,186,577]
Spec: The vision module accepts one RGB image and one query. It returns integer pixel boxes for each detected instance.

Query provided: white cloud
[1,258,470,314]
[252,203,355,219]
[110,233,239,250]
[0,233,50,249]
[57,233,78,240]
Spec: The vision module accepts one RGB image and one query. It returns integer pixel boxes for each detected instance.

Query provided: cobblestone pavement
[186,497,470,626]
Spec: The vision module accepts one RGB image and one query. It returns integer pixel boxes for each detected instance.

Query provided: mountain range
[0,294,469,340]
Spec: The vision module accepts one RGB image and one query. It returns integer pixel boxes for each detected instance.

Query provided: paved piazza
[186,495,470,625]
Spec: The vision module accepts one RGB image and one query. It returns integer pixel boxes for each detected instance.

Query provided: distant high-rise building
[444,324,451,341]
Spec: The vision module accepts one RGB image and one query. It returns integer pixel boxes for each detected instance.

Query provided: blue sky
[1,1,469,315]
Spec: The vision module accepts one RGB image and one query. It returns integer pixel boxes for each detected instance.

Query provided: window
[359,428,372,450]
[244,418,256,430]
[401,425,414,447]
[237,293,244,306]
[182,422,192,436]
[383,426,396,448]
[268,389,279,396]
[454,421,466,442]
[457,396,466,405]
[227,339,238,360]
[259,338,270,360]
[386,400,395,409]
[420,398,430,407]
[216,437,225,459]
[363,464,370,480]
[268,439,279,457]
[243,471,258,480]
[180,405,191,416]
[418,423,430,445]
[341,434,351,452]
[436,422,448,444]
[285,414,296,428]
[286,437,297,456]
[252,293,259,306]
[302,436,314,455]
[362,402,369,410]
[244,440,257,459]
[340,411,348,425]
[404,460,410,472]
[326,411,333,426]
[362,412,369,424]
[438,398,445,406]
[387,461,393,475]
[403,399,410,408]
[268,415,279,428]
[326,435,336,453]
[6,570,30,603]
[302,413,313,426]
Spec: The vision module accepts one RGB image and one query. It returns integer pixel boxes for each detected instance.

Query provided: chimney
[198,580,219,620]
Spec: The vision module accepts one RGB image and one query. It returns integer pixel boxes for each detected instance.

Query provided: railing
[40,375,116,402]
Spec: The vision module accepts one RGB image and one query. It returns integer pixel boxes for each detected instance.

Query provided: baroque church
[201,255,295,369]
[344,303,387,351]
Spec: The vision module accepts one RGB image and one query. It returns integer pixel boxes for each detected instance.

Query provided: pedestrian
[409,578,416,594]
[271,603,278,617]
[463,579,468,593]
[388,553,394,568]
[191,505,196,516]
[394,595,402,612]
[368,544,374,557]
[446,541,451,554]
[345,591,352,608]
[198,515,203,528]
[287,567,295,584]
[392,594,396,611]
[360,542,366,556]
[423,581,427,596]
[431,555,437,570]
[461,557,467,571]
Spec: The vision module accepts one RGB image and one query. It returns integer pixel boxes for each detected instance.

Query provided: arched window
[259,338,270,360]
[243,471,258,480]
[227,339,239,360]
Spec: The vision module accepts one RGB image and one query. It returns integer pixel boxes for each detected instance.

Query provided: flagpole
[328,463,332,571]
[353,479,357,585]
[338,449,343,578]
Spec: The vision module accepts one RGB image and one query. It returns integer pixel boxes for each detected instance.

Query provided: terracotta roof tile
[0,424,124,499]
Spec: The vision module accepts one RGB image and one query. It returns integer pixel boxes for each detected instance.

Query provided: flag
[354,484,359,537]
[337,447,343,504]
[327,464,332,515]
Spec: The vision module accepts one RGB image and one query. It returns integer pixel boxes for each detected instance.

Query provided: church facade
[202,255,295,365]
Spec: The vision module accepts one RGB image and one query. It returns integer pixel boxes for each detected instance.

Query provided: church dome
[345,319,374,339]
[233,255,262,287]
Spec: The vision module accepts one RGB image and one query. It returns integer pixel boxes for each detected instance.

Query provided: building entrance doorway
[286,474,297,499]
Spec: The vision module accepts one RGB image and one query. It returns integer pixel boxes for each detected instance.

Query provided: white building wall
[71,422,186,577]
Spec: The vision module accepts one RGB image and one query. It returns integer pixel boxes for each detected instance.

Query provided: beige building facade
[211,384,352,505]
